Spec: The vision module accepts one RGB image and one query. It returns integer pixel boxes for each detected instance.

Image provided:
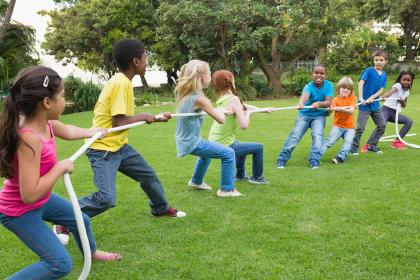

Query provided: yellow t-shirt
[90,73,134,151]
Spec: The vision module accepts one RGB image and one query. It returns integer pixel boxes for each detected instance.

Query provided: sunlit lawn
[0,79,419,279]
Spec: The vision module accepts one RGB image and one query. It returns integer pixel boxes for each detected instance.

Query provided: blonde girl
[175,60,242,197]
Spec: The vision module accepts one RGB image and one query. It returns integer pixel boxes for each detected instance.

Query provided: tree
[357,0,420,61]
[41,0,156,84]
[322,26,404,74]
[0,0,38,91]
[0,0,16,42]
[155,0,357,96]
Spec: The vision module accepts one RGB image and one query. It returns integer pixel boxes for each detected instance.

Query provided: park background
[1,0,419,279]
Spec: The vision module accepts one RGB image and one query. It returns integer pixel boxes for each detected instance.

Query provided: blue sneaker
[249,176,270,185]
[276,160,285,169]
[309,162,319,169]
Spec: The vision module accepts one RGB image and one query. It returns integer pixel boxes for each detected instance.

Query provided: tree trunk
[0,0,17,43]
[166,69,178,86]
[402,25,418,61]
[255,46,284,97]
[140,74,149,88]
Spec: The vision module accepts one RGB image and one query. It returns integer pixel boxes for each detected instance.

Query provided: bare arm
[358,80,365,103]
[366,88,384,102]
[195,95,225,124]
[18,133,73,204]
[230,97,250,130]
[332,106,355,115]
[50,120,104,140]
[381,87,398,99]
[312,96,332,109]
[112,113,156,127]
[298,92,310,108]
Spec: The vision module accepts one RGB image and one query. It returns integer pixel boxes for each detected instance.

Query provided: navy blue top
[358,67,387,111]
[299,80,334,117]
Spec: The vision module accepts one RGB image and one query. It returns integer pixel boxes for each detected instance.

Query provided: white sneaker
[53,225,70,245]
[216,189,242,197]
[188,179,212,190]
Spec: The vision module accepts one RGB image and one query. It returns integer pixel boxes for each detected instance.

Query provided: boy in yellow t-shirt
[54,39,186,244]
[319,77,357,164]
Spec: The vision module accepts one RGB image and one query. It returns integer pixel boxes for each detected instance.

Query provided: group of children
[277,50,415,169]
[0,39,415,279]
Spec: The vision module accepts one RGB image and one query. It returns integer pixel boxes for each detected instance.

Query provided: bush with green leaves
[322,27,404,75]
[63,75,84,102]
[72,82,101,112]
[251,76,275,98]
[281,67,312,96]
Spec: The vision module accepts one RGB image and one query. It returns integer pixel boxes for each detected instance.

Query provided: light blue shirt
[175,92,204,157]
[299,80,334,117]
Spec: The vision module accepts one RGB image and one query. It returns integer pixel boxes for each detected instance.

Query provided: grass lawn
[0,80,419,279]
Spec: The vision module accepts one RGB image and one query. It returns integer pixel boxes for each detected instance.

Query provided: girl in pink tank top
[0,66,121,279]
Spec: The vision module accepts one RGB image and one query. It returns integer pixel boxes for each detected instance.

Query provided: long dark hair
[395,71,415,90]
[0,65,62,178]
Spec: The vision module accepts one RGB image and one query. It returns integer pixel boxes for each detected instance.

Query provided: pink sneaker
[360,144,369,153]
[391,139,407,150]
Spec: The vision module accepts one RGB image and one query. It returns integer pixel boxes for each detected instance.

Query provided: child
[350,50,388,155]
[379,71,414,149]
[319,77,357,164]
[208,70,270,184]
[54,39,186,244]
[0,66,121,279]
[175,60,242,197]
[276,64,333,169]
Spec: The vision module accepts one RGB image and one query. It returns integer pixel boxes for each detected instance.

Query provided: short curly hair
[113,39,145,71]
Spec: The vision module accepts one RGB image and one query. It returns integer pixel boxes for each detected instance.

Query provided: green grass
[1,80,419,279]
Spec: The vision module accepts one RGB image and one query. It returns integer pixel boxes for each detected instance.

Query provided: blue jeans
[277,115,326,165]
[190,139,235,191]
[320,126,355,161]
[0,193,96,280]
[230,140,264,179]
[78,144,168,217]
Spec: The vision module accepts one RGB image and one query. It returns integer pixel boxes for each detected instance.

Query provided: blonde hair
[336,76,354,93]
[175,60,210,105]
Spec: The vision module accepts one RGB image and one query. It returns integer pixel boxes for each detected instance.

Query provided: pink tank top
[0,122,57,217]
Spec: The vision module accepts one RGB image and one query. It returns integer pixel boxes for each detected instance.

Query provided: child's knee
[49,251,73,277]
[96,193,116,209]
[222,148,235,161]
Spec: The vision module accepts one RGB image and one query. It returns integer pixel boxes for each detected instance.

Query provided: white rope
[65,121,147,280]
[66,96,409,279]
[380,133,416,142]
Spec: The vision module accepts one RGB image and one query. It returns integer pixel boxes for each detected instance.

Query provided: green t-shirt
[208,94,237,146]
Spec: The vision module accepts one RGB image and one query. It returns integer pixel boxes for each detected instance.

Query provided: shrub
[63,75,84,101]
[234,76,257,101]
[281,67,311,95]
[251,77,275,98]
[73,82,101,112]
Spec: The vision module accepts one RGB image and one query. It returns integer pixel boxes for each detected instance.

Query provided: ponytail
[212,70,246,111]
[0,92,20,177]
[0,65,62,178]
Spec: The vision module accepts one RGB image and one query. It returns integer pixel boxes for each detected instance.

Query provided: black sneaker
[309,161,319,169]
[332,157,344,164]
[367,145,383,154]
[248,176,270,185]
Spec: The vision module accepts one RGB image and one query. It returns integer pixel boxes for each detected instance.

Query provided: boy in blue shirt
[276,64,333,169]
[350,50,387,155]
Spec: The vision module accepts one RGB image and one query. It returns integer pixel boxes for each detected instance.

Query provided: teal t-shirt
[299,80,334,117]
